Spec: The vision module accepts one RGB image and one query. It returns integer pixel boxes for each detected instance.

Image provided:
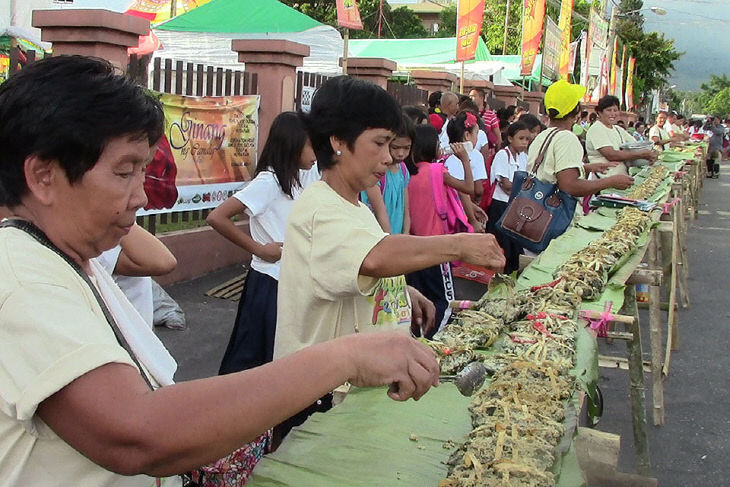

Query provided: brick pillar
[493,84,524,107]
[341,57,396,89]
[524,91,545,115]
[409,70,458,96]
[33,9,149,71]
[232,40,309,156]
[462,78,495,97]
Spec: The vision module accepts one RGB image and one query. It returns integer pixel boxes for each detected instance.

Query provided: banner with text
[138,92,259,216]
[558,0,574,80]
[456,0,485,62]
[520,0,546,76]
[336,0,364,30]
[625,56,636,110]
[609,37,618,96]
[542,16,562,81]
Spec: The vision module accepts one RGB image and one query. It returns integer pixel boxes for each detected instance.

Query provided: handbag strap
[531,128,564,175]
[0,218,154,389]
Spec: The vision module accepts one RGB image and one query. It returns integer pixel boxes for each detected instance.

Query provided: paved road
[158,165,730,485]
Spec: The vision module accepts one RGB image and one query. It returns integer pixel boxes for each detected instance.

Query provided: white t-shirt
[649,125,670,151]
[0,227,172,487]
[475,129,488,151]
[490,148,528,203]
[233,165,319,280]
[439,119,451,149]
[274,181,411,360]
[444,150,488,183]
[585,122,635,176]
[97,246,154,329]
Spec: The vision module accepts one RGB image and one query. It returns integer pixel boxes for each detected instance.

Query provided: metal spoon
[440,362,489,396]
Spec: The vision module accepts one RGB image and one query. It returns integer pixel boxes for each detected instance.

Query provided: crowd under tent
[152,0,344,75]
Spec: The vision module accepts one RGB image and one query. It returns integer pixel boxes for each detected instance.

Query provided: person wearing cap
[526,81,635,213]
[585,95,657,177]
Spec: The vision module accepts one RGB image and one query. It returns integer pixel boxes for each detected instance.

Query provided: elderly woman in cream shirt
[586,95,657,176]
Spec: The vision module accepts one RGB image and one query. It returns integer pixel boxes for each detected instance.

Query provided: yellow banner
[520,0,546,77]
[625,56,636,110]
[558,0,574,80]
[456,0,485,62]
[609,37,618,96]
[138,93,259,215]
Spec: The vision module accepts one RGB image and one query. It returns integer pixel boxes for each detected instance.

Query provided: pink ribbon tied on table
[674,171,687,180]
[662,197,681,215]
[579,301,614,338]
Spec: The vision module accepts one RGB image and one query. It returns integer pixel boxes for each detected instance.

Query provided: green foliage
[704,87,730,117]
[698,74,730,111]
[615,0,682,102]
[436,4,456,38]
[279,0,427,39]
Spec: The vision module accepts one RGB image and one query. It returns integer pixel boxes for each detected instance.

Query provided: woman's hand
[450,142,470,163]
[584,161,619,175]
[608,174,634,190]
[340,332,440,401]
[407,286,436,337]
[456,233,506,272]
[255,242,283,263]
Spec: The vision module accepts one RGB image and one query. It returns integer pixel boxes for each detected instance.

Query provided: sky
[640,0,730,91]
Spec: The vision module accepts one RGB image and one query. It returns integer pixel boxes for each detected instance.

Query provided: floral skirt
[189,430,272,487]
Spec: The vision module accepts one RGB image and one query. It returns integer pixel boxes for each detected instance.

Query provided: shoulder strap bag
[495,129,578,253]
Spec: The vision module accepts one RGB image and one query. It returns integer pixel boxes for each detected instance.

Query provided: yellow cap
[544,80,586,119]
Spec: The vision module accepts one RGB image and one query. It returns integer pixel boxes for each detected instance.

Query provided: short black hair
[547,103,580,121]
[506,120,529,139]
[412,124,439,166]
[403,105,427,125]
[428,91,442,109]
[256,112,310,198]
[302,76,402,171]
[518,113,541,130]
[394,115,418,175]
[446,111,475,144]
[597,95,621,112]
[0,55,164,206]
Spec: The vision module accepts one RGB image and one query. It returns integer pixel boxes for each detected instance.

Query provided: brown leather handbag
[496,129,577,252]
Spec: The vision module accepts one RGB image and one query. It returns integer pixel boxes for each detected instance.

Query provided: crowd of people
[0,54,718,487]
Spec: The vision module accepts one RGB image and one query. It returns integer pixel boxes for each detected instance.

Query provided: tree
[698,74,730,110]
[279,0,427,39]
[705,87,730,117]
[615,0,682,104]
[436,4,456,38]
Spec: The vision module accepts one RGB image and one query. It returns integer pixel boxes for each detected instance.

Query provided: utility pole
[378,0,384,38]
[503,0,512,54]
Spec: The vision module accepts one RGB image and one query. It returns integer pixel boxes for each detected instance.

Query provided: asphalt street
[158,165,730,485]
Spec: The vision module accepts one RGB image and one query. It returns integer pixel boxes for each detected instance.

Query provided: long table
[247,146,704,486]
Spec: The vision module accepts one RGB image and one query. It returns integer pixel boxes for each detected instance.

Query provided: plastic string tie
[579,301,614,338]
[662,197,680,215]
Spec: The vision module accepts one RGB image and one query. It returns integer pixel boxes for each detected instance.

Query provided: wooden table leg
[623,285,652,475]
[647,230,665,426]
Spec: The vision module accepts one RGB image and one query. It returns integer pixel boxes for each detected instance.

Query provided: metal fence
[130,56,258,234]
[386,81,428,107]
[294,71,332,112]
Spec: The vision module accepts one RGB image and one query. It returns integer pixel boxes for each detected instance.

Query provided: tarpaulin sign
[520,0,546,77]
[456,0,485,62]
[336,0,364,30]
[542,16,562,81]
[138,92,260,215]
[625,56,636,110]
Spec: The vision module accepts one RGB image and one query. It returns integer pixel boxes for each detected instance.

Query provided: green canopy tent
[347,37,509,84]
[489,54,551,89]
[151,0,343,74]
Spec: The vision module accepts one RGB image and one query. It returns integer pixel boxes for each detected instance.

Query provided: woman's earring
[336,150,342,156]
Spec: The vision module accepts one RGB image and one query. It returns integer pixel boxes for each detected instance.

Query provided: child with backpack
[406,124,475,336]
[486,121,531,274]
[361,115,416,234]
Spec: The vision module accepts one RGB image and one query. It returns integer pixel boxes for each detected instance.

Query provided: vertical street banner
[542,16,562,81]
[599,53,609,98]
[336,0,364,30]
[609,37,618,96]
[625,56,636,110]
[456,0,486,62]
[520,0,546,77]
[616,44,626,106]
[138,93,260,215]
[557,0,574,80]
[568,39,579,77]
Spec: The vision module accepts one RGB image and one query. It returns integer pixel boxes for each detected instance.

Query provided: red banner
[456,0,485,62]
[336,0,364,30]
[520,0,546,77]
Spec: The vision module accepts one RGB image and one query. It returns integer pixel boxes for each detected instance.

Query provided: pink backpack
[429,163,473,234]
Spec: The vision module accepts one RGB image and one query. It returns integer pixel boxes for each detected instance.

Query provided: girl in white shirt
[485,121,531,273]
[207,112,319,374]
